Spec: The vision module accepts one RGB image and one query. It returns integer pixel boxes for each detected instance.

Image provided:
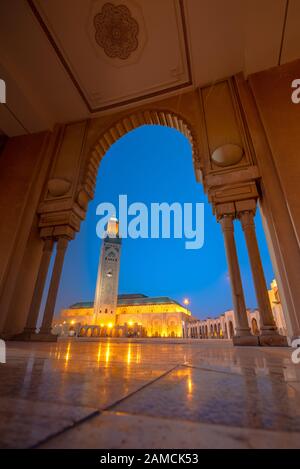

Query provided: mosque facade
[53,219,192,338]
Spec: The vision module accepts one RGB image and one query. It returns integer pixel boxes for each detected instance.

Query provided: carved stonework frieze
[94,2,139,59]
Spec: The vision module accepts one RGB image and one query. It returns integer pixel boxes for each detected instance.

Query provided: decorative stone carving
[211,143,244,167]
[77,189,89,210]
[94,3,139,60]
[47,178,71,197]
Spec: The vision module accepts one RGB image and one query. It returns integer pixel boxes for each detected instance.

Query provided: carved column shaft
[39,237,68,335]
[220,215,252,337]
[24,239,54,333]
[239,210,277,334]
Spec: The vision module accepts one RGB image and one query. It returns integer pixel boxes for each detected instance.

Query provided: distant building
[53,294,191,338]
[186,279,287,339]
[268,279,287,336]
[93,217,121,327]
[53,219,285,340]
[53,218,192,338]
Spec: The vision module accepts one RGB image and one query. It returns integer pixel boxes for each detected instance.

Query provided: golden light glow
[105,344,110,364]
[107,218,119,237]
[127,344,132,365]
[65,343,71,364]
[188,376,193,395]
[56,298,191,338]
[97,344,102,363]
[136,347,141,364]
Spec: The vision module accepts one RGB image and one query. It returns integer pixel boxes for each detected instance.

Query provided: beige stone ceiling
[0,0,299,136]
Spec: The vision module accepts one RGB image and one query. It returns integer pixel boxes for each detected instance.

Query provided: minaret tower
[93,218,121,326]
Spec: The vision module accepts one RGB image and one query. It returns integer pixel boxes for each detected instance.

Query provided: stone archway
[77,108,200,208]
[14,88,290,347]
[92,326,100,337]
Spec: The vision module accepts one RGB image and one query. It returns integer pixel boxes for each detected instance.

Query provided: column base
[11,330,37,341]
[11,330,57,342]
[258,334,288,347]
[233,335,259,346]
[35,332,58,342]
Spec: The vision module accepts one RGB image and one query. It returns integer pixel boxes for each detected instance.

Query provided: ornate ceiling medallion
[94,3,139,60]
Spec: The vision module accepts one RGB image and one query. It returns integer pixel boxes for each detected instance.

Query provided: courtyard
[1,338,300,449]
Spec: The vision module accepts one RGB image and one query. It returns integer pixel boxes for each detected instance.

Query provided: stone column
[239,209,287,346]
[220,215,258,345]
[39,237,68,338]
[14,238,54,340]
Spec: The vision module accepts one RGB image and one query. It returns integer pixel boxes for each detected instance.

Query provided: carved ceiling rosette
[94,3,139,60]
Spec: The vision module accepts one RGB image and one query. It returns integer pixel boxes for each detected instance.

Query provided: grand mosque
[53,218,192,338]
[53,218,286,340]
[2,0,300,449]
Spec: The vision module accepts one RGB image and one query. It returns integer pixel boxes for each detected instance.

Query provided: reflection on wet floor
[1,339,300,448]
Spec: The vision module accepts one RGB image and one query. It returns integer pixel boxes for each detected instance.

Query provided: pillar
[13,238,54,340]
[239,209,287,346]
[220,214,258,345]
[39,237,68,338]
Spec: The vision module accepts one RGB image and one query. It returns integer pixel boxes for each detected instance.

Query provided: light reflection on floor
[1,338,300,448]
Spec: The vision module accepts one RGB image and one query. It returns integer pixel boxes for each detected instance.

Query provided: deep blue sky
[46,126,274,321]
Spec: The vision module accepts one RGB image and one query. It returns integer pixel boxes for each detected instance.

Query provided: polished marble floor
[1,338,300,448]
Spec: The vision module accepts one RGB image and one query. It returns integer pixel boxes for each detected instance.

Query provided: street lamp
[183,298,190,338]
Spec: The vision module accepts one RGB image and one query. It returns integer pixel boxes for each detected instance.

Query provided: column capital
[215,202,236,221]
[219,214,234,232]
[238,209,255,230]
[235,198,257,218]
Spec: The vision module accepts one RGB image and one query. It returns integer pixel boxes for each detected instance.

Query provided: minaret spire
[93,218,122,326]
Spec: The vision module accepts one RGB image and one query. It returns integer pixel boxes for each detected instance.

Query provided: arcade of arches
[186,280,287,340]
[1,63,300,346]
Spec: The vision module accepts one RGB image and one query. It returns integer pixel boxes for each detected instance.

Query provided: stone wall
[0,132,52,334]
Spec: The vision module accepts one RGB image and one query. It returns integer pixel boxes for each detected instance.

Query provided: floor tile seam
[103,365,181,412]
[29,409,101,449]
[101,409,300,436]
[32,365,180,448]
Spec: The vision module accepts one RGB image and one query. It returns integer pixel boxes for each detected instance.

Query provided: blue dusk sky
[45,125,274,321]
